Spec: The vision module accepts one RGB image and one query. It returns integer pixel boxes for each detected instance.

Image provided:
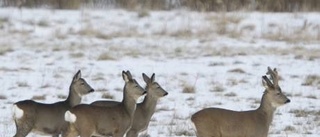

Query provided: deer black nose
[164,92,168,96]
[89,89,94,92]
[285,99,290,103]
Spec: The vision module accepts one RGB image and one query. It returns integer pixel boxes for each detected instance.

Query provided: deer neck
[257,92,276,126]
[122,88,137,118]
[65,86,81,107]
[140,93,158,117]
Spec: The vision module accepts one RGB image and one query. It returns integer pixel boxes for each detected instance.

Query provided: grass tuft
[302,75,320,88]
[228,68,246,73]
[101,92,114,99]
[32,95,46,100]
[0,46,14,55]
[224,92,237,97]
[70,52,84,58]
[98,52,116,60]
[17,81,30,87]
[182,84,196,93]
[38,19,50,27]
[57,94,67,99]
[0,95,7,100]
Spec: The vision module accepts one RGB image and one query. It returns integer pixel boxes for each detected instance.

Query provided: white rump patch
[65,110,77,123]
[12,104,24,119]
[188,118,197,135]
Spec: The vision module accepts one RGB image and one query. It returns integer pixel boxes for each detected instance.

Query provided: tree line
[1,0,320,11]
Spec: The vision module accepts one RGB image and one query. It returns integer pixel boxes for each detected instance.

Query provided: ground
[0,8,319,137]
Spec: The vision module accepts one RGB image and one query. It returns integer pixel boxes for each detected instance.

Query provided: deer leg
[79,132,92,137]
[52,134,59,137]
[62,124,79,137]
[13,119,33,137]
[114,131,126,137]
[78,128,93,137]
[126,129,138,137]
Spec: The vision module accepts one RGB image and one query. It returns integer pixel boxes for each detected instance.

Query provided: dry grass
[302,74,320,88]
[289,109,320,118]
[224,92,237,97]
[228,68,246,74]
[208,62,225,66]
[97,52,116,60]
[54,28,67,40]
[306,95,317,99]
[0,46,14,55]
[210,85,225,92]
[40,83,52,89]
[262,23,320,43]
[209,13,243,37]
[137,10,150,18]
[17,81,30,87]
[92,76,105,81]
[57,94,67,99]
[0,95,7,100]
[31,95,46,100]
[169,29,193,38]
[101,92,114,99]
[38,19,50,27]
[70,52,84,58]
[168,112,195,136]
[114,87,122,92]
[182,84,196,93]
[53,73,64,78]
[284,125,296,132]
[0,16,9,24]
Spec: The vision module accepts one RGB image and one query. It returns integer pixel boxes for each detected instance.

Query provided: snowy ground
[0,8,319,137]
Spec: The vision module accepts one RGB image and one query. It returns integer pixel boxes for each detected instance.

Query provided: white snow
[0,7,319,137]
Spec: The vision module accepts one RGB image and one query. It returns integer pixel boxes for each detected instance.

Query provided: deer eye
[276,93,281,95]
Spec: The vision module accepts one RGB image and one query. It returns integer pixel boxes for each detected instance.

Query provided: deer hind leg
[79,131,92,137]
[126,129,139,137]
[52,135,59,137]
[62,124,79,137]
[113,130,126,137]
[13,118,34,137]
[78,127,94,137]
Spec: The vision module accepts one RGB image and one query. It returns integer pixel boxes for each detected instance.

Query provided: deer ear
[122,71,130,82]
[73,70,81,82]
[142,73,151,84]
[262,77,268,89]
[126,71,133,80]
[262,75,273,89]
[150,73,155,82]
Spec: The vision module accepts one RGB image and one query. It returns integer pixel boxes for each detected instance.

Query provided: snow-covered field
[0,8,319,136]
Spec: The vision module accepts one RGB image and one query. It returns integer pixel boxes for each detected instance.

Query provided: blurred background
[2,0,320,11]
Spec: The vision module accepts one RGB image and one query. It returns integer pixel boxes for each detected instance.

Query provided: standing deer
[91,73,168,137]
[191,67,290,137]
[63,70,146,137]
[12,70,94,137]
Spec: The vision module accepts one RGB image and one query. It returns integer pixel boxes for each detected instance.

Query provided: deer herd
[12,67,290,137]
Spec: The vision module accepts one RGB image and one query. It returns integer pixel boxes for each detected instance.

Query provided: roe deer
[12,70,94,137]
[91,73,168,137]
[191,67,290,137]
[63,70,146,137]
